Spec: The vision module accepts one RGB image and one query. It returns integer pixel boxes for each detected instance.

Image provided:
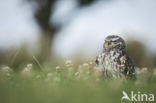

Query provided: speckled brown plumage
[95,35,136,79]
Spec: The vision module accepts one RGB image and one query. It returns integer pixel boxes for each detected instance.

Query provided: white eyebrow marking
[111,37,119,41]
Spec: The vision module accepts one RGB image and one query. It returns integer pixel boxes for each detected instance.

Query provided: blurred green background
[0,0,156,70]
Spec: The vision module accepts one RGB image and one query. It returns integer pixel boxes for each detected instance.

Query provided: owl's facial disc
[104,35,126,51]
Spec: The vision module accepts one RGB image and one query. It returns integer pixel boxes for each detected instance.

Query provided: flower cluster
[0,61,156,84]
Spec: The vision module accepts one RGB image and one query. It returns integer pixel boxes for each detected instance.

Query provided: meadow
[0,60,156,103]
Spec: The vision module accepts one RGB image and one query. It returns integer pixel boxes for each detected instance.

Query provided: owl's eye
[107,42,111,45]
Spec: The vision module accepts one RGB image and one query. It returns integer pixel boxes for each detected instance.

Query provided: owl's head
[104,35,126,51]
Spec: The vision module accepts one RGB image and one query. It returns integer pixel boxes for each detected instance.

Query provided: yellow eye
[107,42,111,45]
[105,42,110,48]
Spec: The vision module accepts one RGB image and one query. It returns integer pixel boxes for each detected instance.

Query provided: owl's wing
[95,53,105,65]
[95,53,105,72]
[95,55,100,65]
[118,54,136,79]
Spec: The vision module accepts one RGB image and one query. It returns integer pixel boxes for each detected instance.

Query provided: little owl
[95,35,136,79]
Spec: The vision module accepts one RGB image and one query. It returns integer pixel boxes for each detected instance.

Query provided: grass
[0,62,156,103]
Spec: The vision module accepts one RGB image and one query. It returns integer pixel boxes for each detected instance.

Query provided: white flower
[65,60,72,65]
[56,66,61,70]
[83,63,89,67]
[27,64,32,69]
[1,66,12,73]
[74,72,79,76]
[21,64,33,76]
[23,68,30,72]
[55,66,61,72]
[65,60,73,67]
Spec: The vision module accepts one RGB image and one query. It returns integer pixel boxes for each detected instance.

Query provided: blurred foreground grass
[0,62,156,103]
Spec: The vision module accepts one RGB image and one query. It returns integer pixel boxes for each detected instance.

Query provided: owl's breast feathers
[95,51,136,79]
